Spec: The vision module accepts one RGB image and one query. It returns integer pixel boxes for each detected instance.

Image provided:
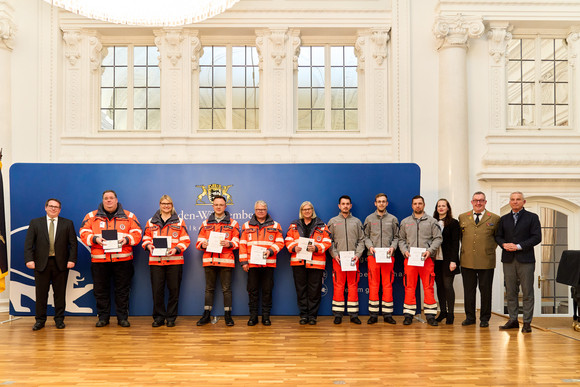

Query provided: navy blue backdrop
[9,163,420,317]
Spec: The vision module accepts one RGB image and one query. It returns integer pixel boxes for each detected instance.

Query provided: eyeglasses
[255,208,267,212]
[47,205,61,209]
[472,199,486,203]
[160,202,173,206]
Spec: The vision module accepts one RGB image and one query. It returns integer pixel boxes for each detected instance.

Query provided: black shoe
[197,310,212,326]
[480,321,489,328]
[55,321,66,329]
[403,316,413,325]
[224,311,235,327]
[262,314,271,326]
[461,319,476,326]
[427,317,438,326]
[350,316,362,324]
[247,315,258,326]
[446,317,454,325]
[367,316,378,324]
[32,322,45,331]
[166,321,176,327]
[308,318,317,325]
[118,319,130,328]
[499,319,519,330]
[95,320,109,328]
[152,320,164,327]
[521,322,532,333]
[435,313,447,322]
[299,317,309,325]
[384,316,397,325]
[333,316,342,325]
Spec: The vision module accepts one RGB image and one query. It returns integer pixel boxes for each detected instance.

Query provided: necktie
[49,218,55,256]
[474,213,481,225]
[513,212,519,225]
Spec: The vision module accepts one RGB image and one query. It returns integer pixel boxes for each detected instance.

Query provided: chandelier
[43,0,241,26]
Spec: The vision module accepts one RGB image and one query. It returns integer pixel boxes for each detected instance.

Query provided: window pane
[148,47,159,66]
[199,67,212,87]
[213,109,226,129]
[555,39,567,60]
[298,68,311,87]
[148,109,161,130]
[345,110,358,130]
[522,82,535,103]
[148,67,160,87]
[331,46,344,66]
[507,40,521,60]
[556,105,569,126]
[246,88,258,109]
[508,104,522,126]
[312,88,325,109]
[101,109,114,130]
[148,88,160,109]
[331,110,345,130]
[134,46,147,65]
[522,61,535,82]
[312,110,324,130]
[331,89,344,108]
[345,88,357,109]
[115,67,127,87]
[246,67,258,87]
[199,47,212,66]
[114,109,127,130]
[101,67,114,87]
[298,47,311,66]
[507,60,521,82]
[102,48,114,66]
[232,88,246,108]
[247,47,259,65]
[331,67,344,87]
[134,109,147,130]
[232,108,245,129]
[555,61,568,82]
[521,39,535,60]
[134,88,147,108]
[246,109,258,129]
[541,82,554,104]
[199,108,212,129]
[522,104,534,126]
[312,67,324,87]
[345,67,357,87]
[541,39,554,60]
[232,67,246,87]
[213,46,226,66]
[344,46,357,66]
[199,88,212,108]
[232,46,245,66]
[214,88,226,108]
[213,67,226,87]
[311,47,324,66]
[134,67,147,87]
[298,110,311,130]
[298,89,311,109]
[507,82,522,105]
[114,88,128,109]
[115,47,128,66]
[541,105,555,126]
[101,88,114,109]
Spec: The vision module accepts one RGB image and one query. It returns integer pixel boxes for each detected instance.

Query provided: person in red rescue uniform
[142,195,190,328]
[285,201,332,325]
[239,200,284,326]
[79,190,142,328]
[195,195,240,327]
[363,193,399,325]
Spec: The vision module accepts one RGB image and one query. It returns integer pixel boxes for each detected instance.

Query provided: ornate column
[488,22,512,134]
[255,28,300,135]
[154,28,191,135]
[433,14,484,207]
[355,28,391,136]
[0,1,15,164]
[567,28,580,133]
[62,29,105,136]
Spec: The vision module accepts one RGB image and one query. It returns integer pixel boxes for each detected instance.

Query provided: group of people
[23,190,541,334]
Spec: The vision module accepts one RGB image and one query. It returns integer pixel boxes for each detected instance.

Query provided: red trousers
[332,258,359,316]
[367,256,394,316]
[403,257,437,316]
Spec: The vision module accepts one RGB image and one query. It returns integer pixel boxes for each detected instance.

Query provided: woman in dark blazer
[432,199,460,324]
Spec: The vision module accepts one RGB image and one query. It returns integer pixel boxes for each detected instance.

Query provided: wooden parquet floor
[1,313,579,386]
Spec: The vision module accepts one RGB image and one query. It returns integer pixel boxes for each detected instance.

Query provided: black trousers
[434,260,456,316]
[461,267,494,323]
[292,265,324,319]
[91,260,134,322]
[150,264,183,322]
[204,266,233,310]
[34,258,68,323]
[247,267,274,316]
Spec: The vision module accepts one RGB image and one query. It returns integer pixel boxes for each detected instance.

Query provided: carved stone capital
[487,23,512,64]
[567,29,580,69]
[62,29,82,66]
[255,32,265,70]
[354,35,365,70]
[269,29,288,66]
[433,14,484,50]
[0,1,16,51]
[88,34,105,71]
[154,28,185,68]
[191,33,202,71]
[370,28,390,66]
[290,30,301,70]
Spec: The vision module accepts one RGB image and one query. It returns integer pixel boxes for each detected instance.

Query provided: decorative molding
[487,23,512,64]
[62,29,82,66]
[0,1,16,50]
[354,35,365,70]
[269,29,288,67]
[370,28,390,66]
[255,33,264,70]
[191,33,202,71]
[154,28,185,68]
[567,30,580,69]
[290,30,301,70]
[483,152,580,166]
[433,14,484,50]
[88,34,105,71]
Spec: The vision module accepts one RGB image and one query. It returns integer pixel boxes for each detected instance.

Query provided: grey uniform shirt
[398,213,442,257]
[328,213,365,258]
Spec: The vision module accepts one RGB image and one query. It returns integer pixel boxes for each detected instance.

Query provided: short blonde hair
[299,201,317,219]
[159,194,176,215]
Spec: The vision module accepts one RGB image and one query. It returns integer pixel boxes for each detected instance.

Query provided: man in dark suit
[24,198,78,331]
[458,191,500,328]
[495,191,541,333]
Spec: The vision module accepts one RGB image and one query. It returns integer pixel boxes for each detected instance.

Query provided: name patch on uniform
[173,232,178,237]
[269,235,274,241]
[100,221,105,228]
[119,224,126,230]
